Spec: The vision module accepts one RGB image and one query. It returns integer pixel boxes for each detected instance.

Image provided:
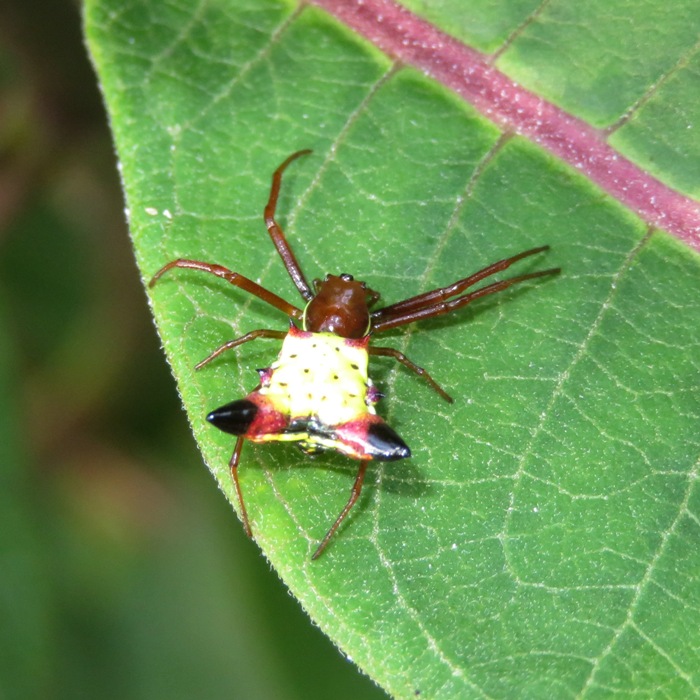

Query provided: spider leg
[265,150,315,302]
[195,329,287,370]
[312,462,369,560]
[149,259,303,320]
[228,436,253,538]
[372,246,554,323]
[369,345,453,403]
[372,267,560,333]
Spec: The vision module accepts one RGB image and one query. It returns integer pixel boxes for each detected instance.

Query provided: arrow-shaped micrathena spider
[150,150,560,559]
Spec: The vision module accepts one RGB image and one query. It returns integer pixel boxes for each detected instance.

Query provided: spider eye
[340,273,354,281]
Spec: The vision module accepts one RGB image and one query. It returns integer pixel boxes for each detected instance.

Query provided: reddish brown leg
[265,150,315,302]
[369,346,453,403]
[312,462,369,560]
[373,267,559,332]
[372,246,559,327]
[229,436,252,537]
[195,329,287,370]
[149,259,303,320]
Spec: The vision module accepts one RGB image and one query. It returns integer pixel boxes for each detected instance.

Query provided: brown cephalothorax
[149,150,560,559]
[304,273,374,337]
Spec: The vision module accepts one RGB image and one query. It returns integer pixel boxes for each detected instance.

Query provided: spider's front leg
[264,149,315,302]
[371,246,560,332]
[149,258,303,320]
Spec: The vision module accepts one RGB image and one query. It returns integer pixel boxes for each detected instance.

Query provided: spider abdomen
[263,325,373,425]
[206,324,410,461]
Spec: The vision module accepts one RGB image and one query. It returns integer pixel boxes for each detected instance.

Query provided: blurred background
[0,1,387,697]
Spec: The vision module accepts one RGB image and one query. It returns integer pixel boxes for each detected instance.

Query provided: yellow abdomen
[258,327,375,427]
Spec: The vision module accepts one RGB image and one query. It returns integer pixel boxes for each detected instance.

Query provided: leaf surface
[85,1,700,697]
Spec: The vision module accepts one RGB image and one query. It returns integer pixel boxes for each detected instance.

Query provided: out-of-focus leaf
[0,295,50,700]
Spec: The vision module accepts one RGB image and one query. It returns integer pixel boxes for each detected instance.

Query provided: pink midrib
[309,0,700,251]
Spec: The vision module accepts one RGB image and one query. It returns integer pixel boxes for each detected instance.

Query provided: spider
[149,150,560,558]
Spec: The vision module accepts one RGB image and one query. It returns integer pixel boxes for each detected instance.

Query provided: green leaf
[401,0,700,199]
[85,1,700,698]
